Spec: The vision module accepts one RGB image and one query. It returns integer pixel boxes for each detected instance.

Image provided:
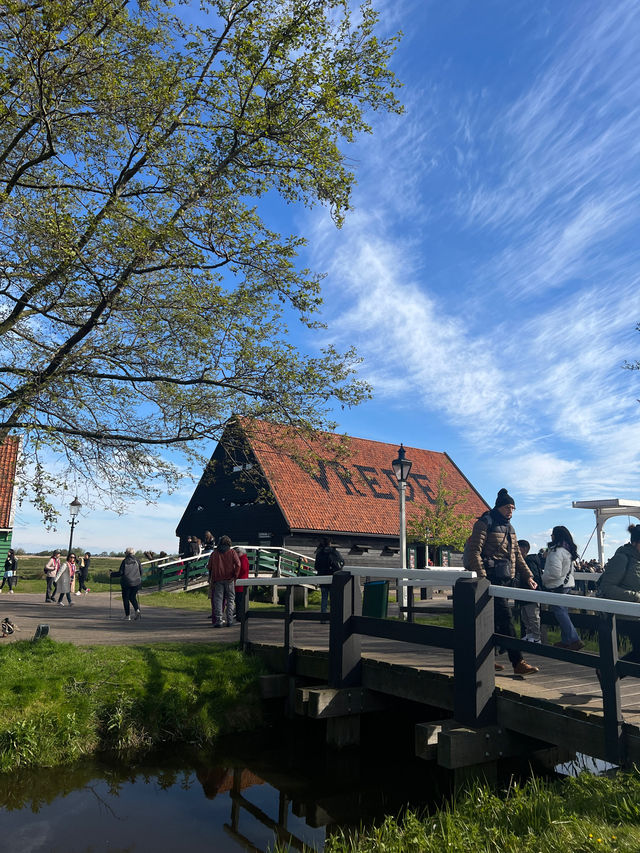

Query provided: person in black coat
[75,551,91,595]
[111,548,143,621]
[0,549,17,593]
[314,537,344,617]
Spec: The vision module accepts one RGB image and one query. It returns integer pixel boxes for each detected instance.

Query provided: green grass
[8,576,115,594]
[13,556,130,594]
[141,587,322,612]
[275,771,640,852]
[0,638,265,773]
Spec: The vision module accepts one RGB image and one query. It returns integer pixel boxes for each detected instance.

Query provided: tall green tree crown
[0,0,401,518]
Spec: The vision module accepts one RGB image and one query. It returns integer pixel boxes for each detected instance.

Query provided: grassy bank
[0,638,265,773]
[282,770,640,853]
[143,586,323,611]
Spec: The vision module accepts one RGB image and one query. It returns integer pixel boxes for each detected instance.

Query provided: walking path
[0,592,232,645]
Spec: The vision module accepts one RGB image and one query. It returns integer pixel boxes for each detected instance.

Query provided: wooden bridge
[236,568,640,773]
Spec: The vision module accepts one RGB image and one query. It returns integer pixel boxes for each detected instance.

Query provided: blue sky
[15,0,640,558]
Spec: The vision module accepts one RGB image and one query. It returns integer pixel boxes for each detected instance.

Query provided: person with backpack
[541,525,583,651]
[110,548,143,621]
[598,524,640,677]
[314,537,344,619]
[462,488,539,676]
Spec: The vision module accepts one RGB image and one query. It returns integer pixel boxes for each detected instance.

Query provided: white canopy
[572,499,640,566]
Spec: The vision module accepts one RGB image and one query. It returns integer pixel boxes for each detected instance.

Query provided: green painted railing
[144,547,315,592]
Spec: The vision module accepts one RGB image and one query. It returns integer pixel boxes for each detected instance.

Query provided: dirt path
[0,591,237,646]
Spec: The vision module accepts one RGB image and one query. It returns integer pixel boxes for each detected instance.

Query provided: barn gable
[176,420,488,562]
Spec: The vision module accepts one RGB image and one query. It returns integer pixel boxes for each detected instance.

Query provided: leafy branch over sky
[0,0,401,518]
[407,470,476,556]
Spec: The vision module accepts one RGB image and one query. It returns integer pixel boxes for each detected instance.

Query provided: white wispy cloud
[461,0,640,298]
[308,0,640,515]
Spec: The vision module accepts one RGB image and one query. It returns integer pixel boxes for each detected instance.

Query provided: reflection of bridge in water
[237,568,640,775]
[197,726,452,853]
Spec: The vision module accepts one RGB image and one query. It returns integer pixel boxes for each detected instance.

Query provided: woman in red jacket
[234,547,250,623]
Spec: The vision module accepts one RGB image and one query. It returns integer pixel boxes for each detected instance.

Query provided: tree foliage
[0,0,401,518]
[407,471,476,554]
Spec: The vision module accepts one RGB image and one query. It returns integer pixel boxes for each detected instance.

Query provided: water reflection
[0,719,453,853]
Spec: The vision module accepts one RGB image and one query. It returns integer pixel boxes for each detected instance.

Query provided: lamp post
[392,444,412,619]
[67,497,82,557]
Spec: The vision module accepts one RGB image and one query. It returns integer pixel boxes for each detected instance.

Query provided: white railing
[239,576,332,587]
[139,551,213,569]
[491,584,640,618]
[345,566,475,586]
[241,545,312,562]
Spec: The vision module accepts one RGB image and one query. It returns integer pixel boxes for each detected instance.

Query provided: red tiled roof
[0,437,20,529]
[242,421,489,536]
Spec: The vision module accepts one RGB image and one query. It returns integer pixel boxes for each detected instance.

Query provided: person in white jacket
[541,525,583,651]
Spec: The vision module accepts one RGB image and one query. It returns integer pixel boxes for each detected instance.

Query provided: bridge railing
[141,545,314,593]
[243,546,314,577]
[237,567,640,765]
[140,552,213,591]
[239,576,333,672]
[489,583,640,763]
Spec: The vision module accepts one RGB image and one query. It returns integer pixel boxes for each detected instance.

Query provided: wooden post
[407,584,414,623]
[328,571,362,688]
[240,587,249,651]
[284,584,294,675]
[598,613,624,764]
[453,577,496,727]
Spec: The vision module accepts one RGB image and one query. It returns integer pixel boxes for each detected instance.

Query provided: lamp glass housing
[69,497,82,519]
[392,444,412,483]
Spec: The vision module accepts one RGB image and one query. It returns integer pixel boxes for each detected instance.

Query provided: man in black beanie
[463,488,539,676]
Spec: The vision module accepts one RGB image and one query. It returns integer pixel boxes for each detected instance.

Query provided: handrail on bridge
[143,546,315,593]
[237,567,640,767]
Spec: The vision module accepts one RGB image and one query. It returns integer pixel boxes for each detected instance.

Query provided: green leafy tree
[0,0,401,519]
[408,471,476,558]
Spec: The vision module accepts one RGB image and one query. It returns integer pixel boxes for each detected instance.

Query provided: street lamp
[392,444,412,618]
[67,497,82,557]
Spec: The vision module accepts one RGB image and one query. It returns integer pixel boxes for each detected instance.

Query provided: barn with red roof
[176,419,488,567]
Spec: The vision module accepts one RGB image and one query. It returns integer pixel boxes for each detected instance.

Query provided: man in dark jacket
[314,537,344,618]
[463,488,539,676]
[111,548,143,621]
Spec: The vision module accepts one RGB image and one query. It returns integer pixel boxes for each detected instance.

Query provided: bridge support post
[284,585,295,675]
[598,613,624,764]
[328,571,362,689]
[453,577,496,727]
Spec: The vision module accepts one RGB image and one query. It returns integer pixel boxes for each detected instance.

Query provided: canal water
[0,716,455,853]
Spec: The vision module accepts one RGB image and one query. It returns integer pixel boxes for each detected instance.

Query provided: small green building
[0,437,21,566]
